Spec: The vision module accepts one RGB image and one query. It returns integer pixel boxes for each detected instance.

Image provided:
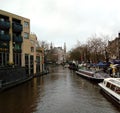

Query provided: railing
[12,23,23,32]
[13,48,22,53]
[0,34,10,42]
[13,35,23,43]
[0,20,10,29]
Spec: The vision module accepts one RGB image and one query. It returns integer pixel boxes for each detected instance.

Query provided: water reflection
[0,77,42,113]
[0,66,119,113]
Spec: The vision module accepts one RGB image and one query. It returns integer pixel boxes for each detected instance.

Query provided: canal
[0,66,119,113]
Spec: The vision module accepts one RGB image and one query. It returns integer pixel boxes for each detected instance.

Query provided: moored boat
[76,69,110,83]
[98,78,120,108]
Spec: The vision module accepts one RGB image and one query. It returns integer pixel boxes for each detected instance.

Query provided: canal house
[0,10,44,77]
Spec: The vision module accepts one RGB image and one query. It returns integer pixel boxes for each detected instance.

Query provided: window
[0,52,9,66]
[110,84,116,91]
[116,87,120,94]
[24,21,29,28]
[13,53,21,66]
[0,53,2,66]
[25,54,29,74]
[30,55,34,74]
[106,82,111,88]
[14,44,21,50]
[36,56,40,73]
[31,47,34,52]
[24,32,29,39]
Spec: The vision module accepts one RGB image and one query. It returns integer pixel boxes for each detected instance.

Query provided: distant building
[108,33,120,60]
[52,43,66,64]
[0,10,44,76]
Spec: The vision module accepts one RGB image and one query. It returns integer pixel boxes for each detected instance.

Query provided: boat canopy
[96,62,107,67]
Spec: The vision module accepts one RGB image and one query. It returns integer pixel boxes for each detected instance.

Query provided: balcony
[0,34,10,42]
[0,20,10,30]
[0,42,9,48]
[13,36,23,43]
[12,23,23,32]
[13,48,22,53]
[36,47,43,53]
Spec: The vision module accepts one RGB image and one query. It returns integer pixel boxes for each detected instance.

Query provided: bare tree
[69,33,110,63]
[87,34,109,63]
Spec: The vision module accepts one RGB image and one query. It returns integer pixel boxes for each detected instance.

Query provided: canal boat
[98,78,120,108]
[76,69,110,83]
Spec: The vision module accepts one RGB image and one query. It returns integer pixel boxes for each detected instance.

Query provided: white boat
[76,69,110,83]
[98,78,120,108]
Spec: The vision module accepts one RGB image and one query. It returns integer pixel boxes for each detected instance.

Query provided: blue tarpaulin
[96,62,106,67]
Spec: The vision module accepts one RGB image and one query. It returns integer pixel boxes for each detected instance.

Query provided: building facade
[0,10,44,76]
[51,43,66,64]
[108,33,120,60]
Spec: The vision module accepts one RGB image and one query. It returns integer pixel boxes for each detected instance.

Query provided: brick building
[108,33,120,60]
[0,10,44,76]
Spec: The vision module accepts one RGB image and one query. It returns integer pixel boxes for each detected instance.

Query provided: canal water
[0,66,119,113]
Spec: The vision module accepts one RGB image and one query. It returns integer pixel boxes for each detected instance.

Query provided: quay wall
[0,67,30,89]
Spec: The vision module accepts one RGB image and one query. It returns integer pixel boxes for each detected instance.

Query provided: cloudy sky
[1,0,120,51]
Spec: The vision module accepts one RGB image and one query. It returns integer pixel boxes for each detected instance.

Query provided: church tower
[64,42,66,53]
[50,42,53,50]
[63,42,66,63]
